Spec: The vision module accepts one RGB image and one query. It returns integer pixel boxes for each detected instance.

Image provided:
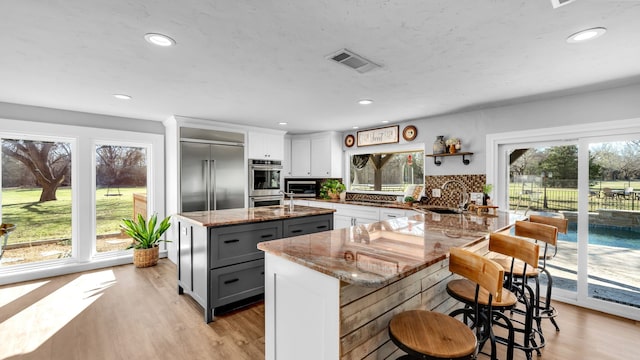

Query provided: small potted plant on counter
[120,213,171,268]
[320,179,346,200]
[482,183,493,206]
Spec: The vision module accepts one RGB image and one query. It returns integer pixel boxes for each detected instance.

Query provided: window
[95,144,148,253]
[349,150,424,193]
[0,118,164,284]
[1,137,74,265]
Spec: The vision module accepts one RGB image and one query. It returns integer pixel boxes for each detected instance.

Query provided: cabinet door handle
[291,229,303,234]
[224,239,240,244]
[261,234,274,239]
[388,215,397,218]
[224,278,239,284]
[316,225,328,229]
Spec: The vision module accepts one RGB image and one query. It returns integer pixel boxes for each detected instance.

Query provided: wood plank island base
[258,211,520,360]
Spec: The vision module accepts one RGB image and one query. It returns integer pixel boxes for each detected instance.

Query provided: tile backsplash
[425,174,487,207]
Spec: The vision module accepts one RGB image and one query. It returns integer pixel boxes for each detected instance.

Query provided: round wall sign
[344,134,355,147]
[402,125,418,141]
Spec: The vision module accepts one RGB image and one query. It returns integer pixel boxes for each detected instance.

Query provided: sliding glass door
[508,142,580,298]
[585,139,640,309]
[501,132,640,320]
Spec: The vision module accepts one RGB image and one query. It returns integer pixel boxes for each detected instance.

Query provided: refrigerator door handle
[203,159,211,212]
[210,159,216,211]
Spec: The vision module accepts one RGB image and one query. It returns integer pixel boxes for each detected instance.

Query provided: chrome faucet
[441,180,469,211]
[280,190,295,211]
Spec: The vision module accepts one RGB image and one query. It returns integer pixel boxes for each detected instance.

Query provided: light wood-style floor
[1,259,638,360]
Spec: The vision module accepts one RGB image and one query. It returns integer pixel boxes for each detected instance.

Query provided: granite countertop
[176,205,336,227]
[258,211,521,288]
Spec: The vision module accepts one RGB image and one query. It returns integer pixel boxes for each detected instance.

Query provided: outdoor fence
[509,185,640,212]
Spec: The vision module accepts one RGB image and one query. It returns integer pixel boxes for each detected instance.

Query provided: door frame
[487,118,640,321]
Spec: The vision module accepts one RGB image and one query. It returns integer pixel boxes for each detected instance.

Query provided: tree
[540,145,578,185]
[96,145,146,187]
[1,139,71,202]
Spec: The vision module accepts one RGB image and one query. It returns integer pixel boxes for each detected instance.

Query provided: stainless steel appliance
[286,180,318,198]
[249,159,282,207]
[180,128,245,212]
[249,195,282,207]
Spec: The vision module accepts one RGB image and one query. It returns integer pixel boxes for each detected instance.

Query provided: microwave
[286,180,318,198]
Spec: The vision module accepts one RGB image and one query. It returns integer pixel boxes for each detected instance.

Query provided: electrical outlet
[470,192,483,204]
[432,188,441,198]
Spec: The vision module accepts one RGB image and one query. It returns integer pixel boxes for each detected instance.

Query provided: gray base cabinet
[178,213,333,322]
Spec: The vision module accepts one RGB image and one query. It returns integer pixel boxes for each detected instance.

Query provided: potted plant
[120,213,171,268]
[320,179,346,200]
[482,184,493,206]
[404,196,415,205]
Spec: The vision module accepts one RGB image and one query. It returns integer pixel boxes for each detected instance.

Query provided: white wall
[0,101,165,134]
[341,82,640,176]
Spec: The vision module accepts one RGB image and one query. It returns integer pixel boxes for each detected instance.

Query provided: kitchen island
[257,210,519,360]
[176,205,335,322]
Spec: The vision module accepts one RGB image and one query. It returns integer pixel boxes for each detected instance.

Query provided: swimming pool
[559,224,640,250]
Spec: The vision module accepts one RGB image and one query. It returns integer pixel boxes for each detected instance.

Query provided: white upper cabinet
[289,132,342,178]
[282,135,292,177]
[290,137,311,176]
[248,131,285,160]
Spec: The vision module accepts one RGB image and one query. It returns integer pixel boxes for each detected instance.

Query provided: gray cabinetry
[178,213,333,323]
[210,222,282,268]
[283,214,332,237]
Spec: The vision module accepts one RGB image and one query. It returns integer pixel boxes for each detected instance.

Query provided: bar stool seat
[447,278,518,308]
[389,310,477,360]
[388,248,506,360]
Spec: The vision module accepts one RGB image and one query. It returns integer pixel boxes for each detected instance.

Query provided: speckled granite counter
[176,204,335,227]
[259,210,522,360]
[258,210,517,287]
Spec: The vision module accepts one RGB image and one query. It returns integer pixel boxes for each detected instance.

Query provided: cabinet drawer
[333,204,380,220]
[283,214,333,237]
[210,221,282,268]
[210,259,265,307]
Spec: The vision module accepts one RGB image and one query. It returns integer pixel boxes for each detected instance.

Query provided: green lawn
[2,187,145,244]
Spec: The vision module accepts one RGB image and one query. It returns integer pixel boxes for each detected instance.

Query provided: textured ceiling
[1,0,640,133]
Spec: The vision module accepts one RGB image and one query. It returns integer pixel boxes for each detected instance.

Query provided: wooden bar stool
[388,248,505,360]
[528,215,568,332]
[488,232,541,360]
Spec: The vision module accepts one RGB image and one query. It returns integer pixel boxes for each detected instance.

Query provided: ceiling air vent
[550,0,577,9]
[327,49,380,74]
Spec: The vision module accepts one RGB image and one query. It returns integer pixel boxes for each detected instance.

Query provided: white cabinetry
[291,138,311,176]
[248,131,285,160]
[282,135,292,177]
[332,203,380,229]
[380,208,419,220]
[289,132,342,178]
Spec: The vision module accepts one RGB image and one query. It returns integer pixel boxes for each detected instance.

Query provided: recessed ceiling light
[352,126,359,129]
[358,99,373,105]
[144,33,176,47]
[567,27,606,43]
[381,120,389,124]
[278,122,288,126]
[113,94,132,100]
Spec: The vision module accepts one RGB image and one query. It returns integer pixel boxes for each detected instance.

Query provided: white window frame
[0,118,164,285]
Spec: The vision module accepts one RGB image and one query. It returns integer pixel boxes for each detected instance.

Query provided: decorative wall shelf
[426,152,473,166]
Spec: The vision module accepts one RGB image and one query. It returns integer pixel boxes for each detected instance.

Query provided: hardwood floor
[1,259,638,359]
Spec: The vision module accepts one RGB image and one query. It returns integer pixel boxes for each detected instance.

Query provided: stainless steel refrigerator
[180,141,245,212]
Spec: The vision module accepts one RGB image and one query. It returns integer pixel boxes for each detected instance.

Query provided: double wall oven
[248,159,283,207]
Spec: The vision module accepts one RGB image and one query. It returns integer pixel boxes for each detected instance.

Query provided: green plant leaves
[120,213,171,249]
